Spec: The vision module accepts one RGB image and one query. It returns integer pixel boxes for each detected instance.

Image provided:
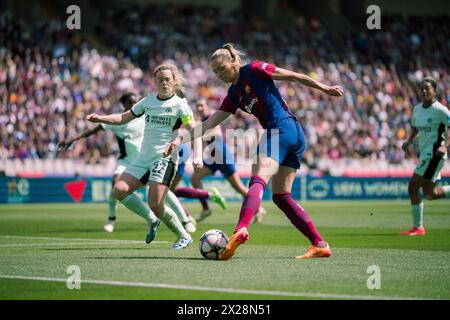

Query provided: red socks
[234,176,266,233]
[272,193,324,246]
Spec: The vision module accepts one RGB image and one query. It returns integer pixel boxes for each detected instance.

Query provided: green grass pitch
[0,200,449,300]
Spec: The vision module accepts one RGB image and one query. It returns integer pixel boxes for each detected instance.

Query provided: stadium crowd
[1,5,449,171]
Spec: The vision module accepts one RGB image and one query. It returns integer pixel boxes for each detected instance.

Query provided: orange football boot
[296,244,332,259]
[219,227,249,261]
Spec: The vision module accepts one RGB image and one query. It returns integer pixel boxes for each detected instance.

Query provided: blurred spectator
[1,6,449,168]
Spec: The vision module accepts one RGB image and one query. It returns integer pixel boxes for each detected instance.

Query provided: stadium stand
[1,3,449,177]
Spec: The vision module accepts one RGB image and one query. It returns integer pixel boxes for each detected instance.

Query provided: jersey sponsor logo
[147,115,172,126]
[417,126,432,132]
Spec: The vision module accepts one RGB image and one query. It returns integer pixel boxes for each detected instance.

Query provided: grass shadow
[90,256,205,261]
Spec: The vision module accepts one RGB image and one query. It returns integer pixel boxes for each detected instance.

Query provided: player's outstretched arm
[57,125,103,150]
[271,67,344,97]
[164,110,231,157]
[86,110,135,125]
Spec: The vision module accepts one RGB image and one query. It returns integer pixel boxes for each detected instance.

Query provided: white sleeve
[178,98,194,124]
[130,97,146,117]
[440,106,450,126]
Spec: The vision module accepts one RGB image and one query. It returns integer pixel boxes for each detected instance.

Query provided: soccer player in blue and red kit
[165,43,344,260]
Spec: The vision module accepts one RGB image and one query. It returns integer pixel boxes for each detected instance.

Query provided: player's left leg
[422,179,450,201]
[401,173,426,235]
[225,172,248,197]
[271,165,331,259]
[219,155,276,261]
[420,155,450,200]
[148,181,192,249]
[165,189,196,233]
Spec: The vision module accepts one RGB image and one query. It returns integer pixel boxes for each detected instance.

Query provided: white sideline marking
[0,235,169,244]
[0,274,423,300]
[0,242,151,247]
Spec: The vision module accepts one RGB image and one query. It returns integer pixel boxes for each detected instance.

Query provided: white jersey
[100,116,145,163]
[411,101,450,159]
[130,93,194,164]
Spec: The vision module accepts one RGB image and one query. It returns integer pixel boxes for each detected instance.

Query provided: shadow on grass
[40,247,154,251]
[90,256,206,261]
[331,233,401,237]
[43,228,141,234]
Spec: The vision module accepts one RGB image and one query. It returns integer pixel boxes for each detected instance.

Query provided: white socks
[120,193,158,224]
[108,191,118,220]
[411,202,424,228]
[165,190,189,224]
[160,206,189,239]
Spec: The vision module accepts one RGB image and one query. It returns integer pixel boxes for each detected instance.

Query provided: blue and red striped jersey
[219,61,298,129]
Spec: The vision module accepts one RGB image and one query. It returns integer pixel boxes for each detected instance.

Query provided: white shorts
[124,155,178,187]
[414,155,446,183]
[113,159,129,176]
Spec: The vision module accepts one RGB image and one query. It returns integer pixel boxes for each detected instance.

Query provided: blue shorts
[257,118,306,170]
[204,162,236,178]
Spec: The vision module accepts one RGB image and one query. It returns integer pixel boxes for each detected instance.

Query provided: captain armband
[181,114,194,125]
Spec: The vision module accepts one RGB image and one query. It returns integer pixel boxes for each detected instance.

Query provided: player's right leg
[219,155,275,261]
[148,158,192,249]
[112,168,159,242]
[401,173,426,236]
[226,172,266,224]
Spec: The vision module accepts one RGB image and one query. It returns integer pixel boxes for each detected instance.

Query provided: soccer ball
[199,229,229,260]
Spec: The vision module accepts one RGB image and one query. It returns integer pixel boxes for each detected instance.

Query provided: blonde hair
[153,63,185,97]
[210,43,245,67]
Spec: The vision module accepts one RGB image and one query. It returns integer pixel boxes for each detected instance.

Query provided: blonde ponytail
[210,43,245,67]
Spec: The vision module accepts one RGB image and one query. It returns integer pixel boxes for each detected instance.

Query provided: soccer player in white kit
[87,64,202,249]
[58,93,196,234]
[401,78,450,236]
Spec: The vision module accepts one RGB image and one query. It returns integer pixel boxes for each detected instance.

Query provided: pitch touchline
[0,274,423,300]
[0,235,169,244]
[0,242,169,247]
